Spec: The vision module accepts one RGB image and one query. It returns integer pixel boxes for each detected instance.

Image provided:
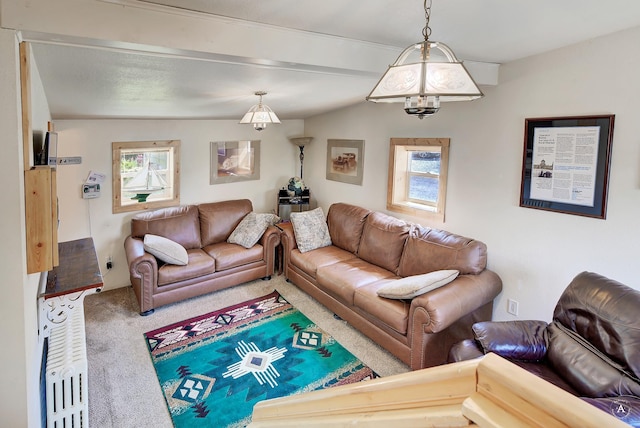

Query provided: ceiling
[21,0,640,121]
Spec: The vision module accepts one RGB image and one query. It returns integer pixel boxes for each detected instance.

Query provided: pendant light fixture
[366,0,483,118]
[239,91,281,131]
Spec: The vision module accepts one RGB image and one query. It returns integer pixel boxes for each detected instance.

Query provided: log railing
[249,353,628,428]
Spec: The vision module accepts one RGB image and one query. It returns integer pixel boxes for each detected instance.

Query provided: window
[112,140,180,213]
[387,138,450,221]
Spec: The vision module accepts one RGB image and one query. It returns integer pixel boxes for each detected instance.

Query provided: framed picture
[519,115,615,219]
[210,140,260,184]
[326,139,364,185]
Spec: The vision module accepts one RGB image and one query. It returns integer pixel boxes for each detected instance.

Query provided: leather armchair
[449,271,640,426]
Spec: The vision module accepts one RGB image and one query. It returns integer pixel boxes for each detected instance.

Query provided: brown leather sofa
[449,271,640,426]
[280,202,503,370]
[124,199,280,315]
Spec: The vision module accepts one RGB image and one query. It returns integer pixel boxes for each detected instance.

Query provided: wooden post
[21,42,59,273]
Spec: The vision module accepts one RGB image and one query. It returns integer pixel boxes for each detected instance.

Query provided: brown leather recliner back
[548,271,640,397]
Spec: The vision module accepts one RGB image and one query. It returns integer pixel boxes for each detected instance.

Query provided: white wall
[302,26,640,322]
[0,29,52,427]
[54,119,304,289]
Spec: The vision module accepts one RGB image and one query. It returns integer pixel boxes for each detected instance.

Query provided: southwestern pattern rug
[144,291,378,427]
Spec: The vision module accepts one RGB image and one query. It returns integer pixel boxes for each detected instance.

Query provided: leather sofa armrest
[124,235,159,314]
[279,222,297,251]
[448,339,485,362]
[409,269,503,334]
[260,225,281,247]
[472,320,549,361]
[124,235,157,277]
[278,223,297,277]
[260,225,281,277]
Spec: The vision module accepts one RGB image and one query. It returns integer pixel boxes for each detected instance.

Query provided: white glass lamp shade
[367,41,483,118]
[288,137,314,147]
[239,103,281,131]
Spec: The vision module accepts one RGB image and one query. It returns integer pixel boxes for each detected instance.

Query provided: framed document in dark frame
[519,115,614,219]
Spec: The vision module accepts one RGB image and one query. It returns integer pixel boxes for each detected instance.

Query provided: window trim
[387,138,450,222]
[112,140,181,214]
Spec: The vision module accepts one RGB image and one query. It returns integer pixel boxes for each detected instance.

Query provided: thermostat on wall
[82,183,101,199]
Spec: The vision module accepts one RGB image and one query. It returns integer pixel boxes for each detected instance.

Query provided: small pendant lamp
[366,0,483,118]
[239,91,281,131]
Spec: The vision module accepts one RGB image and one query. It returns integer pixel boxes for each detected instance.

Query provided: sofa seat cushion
[354,280,410,335]
[157,249,215,286]
[290,245,356,278]
[511,360,579,395]
[581,396,640,427]
[316,259,396,305]
[204,242,264,271]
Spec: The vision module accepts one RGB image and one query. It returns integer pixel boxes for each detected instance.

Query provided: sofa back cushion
[199,199,253,246]
[131,205,202,249]
[548,271,640,397]
[357,211,409,273]
[327,203,371,254]
[397,224,487,277]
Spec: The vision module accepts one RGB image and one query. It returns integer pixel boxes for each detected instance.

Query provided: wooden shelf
[41,238,102,299]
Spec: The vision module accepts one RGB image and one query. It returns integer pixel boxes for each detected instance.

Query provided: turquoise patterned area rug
[144,291,378,427]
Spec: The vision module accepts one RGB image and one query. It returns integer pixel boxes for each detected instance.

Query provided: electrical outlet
[106,256,113,270]
[507,299,519,316]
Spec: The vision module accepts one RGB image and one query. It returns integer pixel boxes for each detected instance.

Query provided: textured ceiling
[21,0,640,120]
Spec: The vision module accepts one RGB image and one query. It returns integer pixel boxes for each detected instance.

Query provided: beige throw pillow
[228,212,280,249]
[290,207,332,253]
[143,234,189,265]
[377,270,459,299]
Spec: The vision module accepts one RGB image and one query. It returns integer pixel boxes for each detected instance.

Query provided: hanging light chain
[422,0,432,42]
[255,91,266,107]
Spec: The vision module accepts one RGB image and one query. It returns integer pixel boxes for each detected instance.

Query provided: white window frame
[387,138,450,222]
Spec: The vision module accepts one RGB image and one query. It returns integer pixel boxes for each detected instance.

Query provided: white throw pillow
[377,270,460,299]
[143,234,189,265]
[290,207,332,253]
[228,212,280,249]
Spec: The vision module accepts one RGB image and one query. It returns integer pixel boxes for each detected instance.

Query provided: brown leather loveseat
[280,202,503,370]
[124,199,280,315]
[449,271,640,426]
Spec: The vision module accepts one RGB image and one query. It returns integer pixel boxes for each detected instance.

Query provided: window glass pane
[409,175,439,202]
[112,139,180,213]
[120,149,172,205]
[388,138,448,221]
[410,151,441,175]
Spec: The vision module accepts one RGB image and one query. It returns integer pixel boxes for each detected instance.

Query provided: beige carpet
[84,275,409,428]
